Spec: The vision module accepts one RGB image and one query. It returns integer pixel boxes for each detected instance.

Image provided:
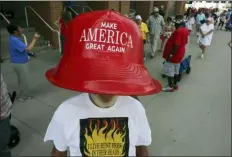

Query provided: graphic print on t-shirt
[79,117,129,156]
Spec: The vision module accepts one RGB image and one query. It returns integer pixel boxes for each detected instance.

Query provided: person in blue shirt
[226,9,231,20]
[7,24,40,101]
[196,10,206,37]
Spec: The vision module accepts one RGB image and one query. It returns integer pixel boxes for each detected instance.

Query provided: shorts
[162,61,180,77]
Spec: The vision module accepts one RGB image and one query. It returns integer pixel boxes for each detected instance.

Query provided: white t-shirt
[44,93,151,156]
[200,23,214,46]
[186,17,195,30]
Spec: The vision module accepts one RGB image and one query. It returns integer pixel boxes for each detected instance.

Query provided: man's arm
[144,24,149,43]
[136,146,149,157]
[199,27,204,37]
[204,29,214,36]
[146,18,150,31]
[25,39,37,52]
[51,146,67,157]
[135,103,151,156]
[167,44,178,61]
[24,33,40,52]
[146,33,149,43]
[54,19,60,28]
[161,16,165,32]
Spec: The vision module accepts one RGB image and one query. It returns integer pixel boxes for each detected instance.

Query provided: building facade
[0,1,186,51]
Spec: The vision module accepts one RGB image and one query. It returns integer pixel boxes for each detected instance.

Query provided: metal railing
[70,5,93,14]
[0,12,10,24]
[0,12,28,45]
[83,5,93,13]
[67,6,78,15]
[24,5,61,53]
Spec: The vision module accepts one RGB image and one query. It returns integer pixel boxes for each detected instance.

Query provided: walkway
[1,30,231,156]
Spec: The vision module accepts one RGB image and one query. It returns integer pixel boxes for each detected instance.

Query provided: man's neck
[12,34,20,37]
[89,94,118,108]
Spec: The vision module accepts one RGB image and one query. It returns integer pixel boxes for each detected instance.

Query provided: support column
[87,1,130,15]
[153,1,169,18]
[135,1,154,21]
[119,1,130,15]
[175,1,186,15]
[87,1,108,11]
[49,1,63,48]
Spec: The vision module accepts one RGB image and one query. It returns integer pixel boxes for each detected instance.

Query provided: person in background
[212,10,218,26]
[159,5,165,17]
[160,16,175,52]
[135,15,149,61]
[162,16,189,92]
[226,9,231,21]
[196,10,206,37]
[7,24,40,101]
[0,75,12,157]
[218,10,227,30]
[55,8,72,56]
[199,17,215,59]
[186,13,195,33]
[186,7,191,18]
[147,7,164,58]
[225,15,232,31]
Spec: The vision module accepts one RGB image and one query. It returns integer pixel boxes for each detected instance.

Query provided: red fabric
[46,10,162,96]
[160,34,165,41]
[59,18,67,35]
[163,27,189,63]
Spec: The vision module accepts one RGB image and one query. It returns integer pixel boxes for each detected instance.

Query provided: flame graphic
[84,120,126,156]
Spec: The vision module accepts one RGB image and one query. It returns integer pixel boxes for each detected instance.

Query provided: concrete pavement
[1,29,231,156]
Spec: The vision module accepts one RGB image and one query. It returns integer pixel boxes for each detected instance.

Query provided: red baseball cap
[46,10,162,96]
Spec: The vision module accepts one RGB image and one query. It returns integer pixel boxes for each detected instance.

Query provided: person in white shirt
[186,13,195,33]
[44,94,152,156]
[218,10,227,30]
[43,10,162,157]
[196,11,206,36]
[199,17,215,59]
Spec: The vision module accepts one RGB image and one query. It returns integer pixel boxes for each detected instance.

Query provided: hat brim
[45,59,162,96]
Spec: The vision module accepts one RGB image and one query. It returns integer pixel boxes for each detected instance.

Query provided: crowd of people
[186,7,232,31]
[134,6,231,90]
[1,5,231,157]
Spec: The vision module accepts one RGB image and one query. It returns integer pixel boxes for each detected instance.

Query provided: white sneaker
[150,53,155,58]
[201,54,204,59]
[18,96,33,101]
[162,86,175,92]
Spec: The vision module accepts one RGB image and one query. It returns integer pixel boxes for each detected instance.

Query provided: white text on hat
[79,22,133,53]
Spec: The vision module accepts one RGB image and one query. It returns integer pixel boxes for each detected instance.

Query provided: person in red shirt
[55,8,72,55]
[162,16,190,92]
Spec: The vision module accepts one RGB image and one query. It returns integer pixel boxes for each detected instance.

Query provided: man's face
[153,11,159,16]
[97,94,117,103]
[15,27,22,36]
[136,19,142,25]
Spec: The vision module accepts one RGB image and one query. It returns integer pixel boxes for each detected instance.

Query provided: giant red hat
[46,10,162,96]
